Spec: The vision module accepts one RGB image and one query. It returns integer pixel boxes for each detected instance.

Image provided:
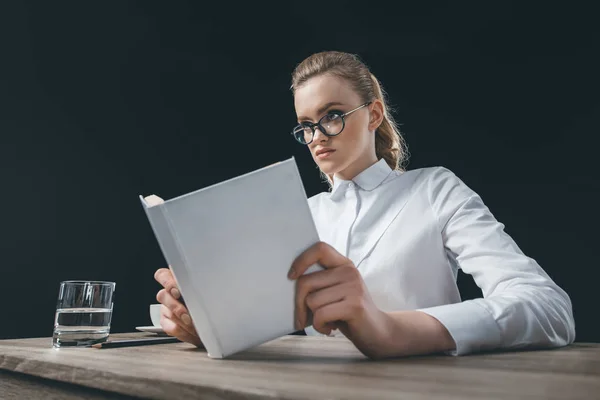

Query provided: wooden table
[1,333,599,400]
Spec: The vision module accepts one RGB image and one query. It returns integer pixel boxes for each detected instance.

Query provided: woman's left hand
[289,241,393,359]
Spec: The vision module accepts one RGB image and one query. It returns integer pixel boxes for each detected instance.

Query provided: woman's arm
[415,167,575,355]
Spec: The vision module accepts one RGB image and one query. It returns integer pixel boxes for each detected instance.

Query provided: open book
[139,157,322,358]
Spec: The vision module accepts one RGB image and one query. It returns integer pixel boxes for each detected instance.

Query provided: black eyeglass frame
[291,101,372,145]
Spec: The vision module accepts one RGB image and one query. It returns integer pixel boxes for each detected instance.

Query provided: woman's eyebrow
[297,101,345,122]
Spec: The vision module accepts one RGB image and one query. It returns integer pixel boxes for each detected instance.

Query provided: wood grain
[0,370,138,400]
[0,333,599,400]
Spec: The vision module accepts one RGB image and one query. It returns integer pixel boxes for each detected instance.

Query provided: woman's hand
[289,241,394,359]
[154,268,203,347]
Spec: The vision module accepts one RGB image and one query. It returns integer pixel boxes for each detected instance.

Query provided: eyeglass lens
[293,113,344,144]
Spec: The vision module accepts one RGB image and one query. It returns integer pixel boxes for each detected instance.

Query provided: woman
[154,51,575,359]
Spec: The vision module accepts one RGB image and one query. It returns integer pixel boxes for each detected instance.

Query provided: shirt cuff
[418,300,503,356]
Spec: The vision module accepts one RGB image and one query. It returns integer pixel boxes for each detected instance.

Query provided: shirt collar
[330,158,392,198]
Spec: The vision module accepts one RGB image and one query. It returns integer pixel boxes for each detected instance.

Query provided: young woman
[154,51,575,359]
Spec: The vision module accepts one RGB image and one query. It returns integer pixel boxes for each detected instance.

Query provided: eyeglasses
[291,101,372,145]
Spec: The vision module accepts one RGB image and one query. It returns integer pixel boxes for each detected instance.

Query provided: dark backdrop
[1,2,599,342]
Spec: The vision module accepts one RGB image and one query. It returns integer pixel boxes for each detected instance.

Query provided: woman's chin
[314,155,344,176]
[316,162,337,175]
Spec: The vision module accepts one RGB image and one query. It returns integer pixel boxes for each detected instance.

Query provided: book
[139,157,322,358]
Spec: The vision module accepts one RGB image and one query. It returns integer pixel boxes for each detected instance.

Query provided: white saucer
[135,326,167,335]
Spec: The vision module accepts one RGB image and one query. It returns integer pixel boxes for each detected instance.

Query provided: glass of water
[53,281,116,348]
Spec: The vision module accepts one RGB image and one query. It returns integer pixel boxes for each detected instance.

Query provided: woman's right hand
[154,267,203,347]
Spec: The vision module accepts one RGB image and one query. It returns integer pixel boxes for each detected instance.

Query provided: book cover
[139,157,322,358]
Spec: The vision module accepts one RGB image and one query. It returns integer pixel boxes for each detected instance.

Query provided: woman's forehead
[294,75,360,117]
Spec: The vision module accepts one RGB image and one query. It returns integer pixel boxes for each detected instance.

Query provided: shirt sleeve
[417,167,575,356]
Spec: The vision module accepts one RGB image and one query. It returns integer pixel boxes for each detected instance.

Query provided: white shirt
[305,158,575,355]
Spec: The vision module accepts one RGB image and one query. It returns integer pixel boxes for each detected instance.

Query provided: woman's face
[293,74,383,181]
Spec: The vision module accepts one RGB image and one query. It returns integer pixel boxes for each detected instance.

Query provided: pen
[92,337,181,349]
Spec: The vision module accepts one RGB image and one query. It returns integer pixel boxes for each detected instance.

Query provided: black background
[1,2,599,343]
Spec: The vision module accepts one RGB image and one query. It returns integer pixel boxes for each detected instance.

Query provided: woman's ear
[368,100,385,132]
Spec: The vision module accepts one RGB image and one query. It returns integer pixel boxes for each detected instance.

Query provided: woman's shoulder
[395,165,463,192]
[402,165,458,181]
[407,165,481,214]
[395,166,478,210]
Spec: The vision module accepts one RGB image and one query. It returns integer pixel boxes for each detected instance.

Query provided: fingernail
[171,288,181,299]
[181,313,192,326]
[288,267,296,279]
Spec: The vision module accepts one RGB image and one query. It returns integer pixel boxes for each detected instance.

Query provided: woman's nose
[313,126,328,142]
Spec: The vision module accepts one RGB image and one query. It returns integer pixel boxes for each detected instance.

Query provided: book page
[144,195,165,207]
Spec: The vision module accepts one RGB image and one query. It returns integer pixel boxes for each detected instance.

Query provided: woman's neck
[334,154,379,182]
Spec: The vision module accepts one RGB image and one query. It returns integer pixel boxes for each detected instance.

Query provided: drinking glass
[52,281,116,348]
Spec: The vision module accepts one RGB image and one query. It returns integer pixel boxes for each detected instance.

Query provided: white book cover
[139,157,322,358]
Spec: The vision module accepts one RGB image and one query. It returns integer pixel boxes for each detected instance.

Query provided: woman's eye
[325,112,342,121]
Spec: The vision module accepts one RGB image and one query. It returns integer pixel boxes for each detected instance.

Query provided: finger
[295,266,358,329]
[294,268,344,329]
[160,314,194,341]
[289,241,349,280]
[312,300,351,336]
[156,289,188,321]
[154,267,182,299]
[305,282,355,313]
[160,304,198,339]
[160,315,203,347]
[160,313,196,342]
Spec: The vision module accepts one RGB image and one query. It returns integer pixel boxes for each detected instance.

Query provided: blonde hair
[291,51,409,186]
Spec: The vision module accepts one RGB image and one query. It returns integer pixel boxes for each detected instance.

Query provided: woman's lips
[316,150,336,159]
